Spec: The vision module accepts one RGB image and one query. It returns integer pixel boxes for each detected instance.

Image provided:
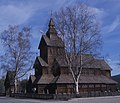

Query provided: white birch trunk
[14,77,17,93]
[75,80,79,94]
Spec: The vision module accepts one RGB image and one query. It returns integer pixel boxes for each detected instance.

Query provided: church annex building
[27,18,117,94]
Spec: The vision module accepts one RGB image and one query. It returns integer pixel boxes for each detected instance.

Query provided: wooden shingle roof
[37,75,54,84]
[37,56,48,67]
[79,75,117,84]
[55,55,68,67]
[38,18,64,49]
[33,56,48,68]
[42,35,64,47]
[97,59,112,70]
[55,54,111,70]
[61,75,117,84]
[36,74,117,85]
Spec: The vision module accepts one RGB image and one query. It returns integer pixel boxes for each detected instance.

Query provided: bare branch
[54,3,102,94]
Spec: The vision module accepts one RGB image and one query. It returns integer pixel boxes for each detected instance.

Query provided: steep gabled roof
[36,74,117,85]
[37,75,54,84]
[78,54,98,69]
[55,55,68,67]
[43,35,64,47]
[79,75,117,84]
[55,75,74,84]
[52,74,117,84]
[46,17,57,38]
[33,56,48,68]
[49,17,54,27]
[82,58,111,70]
[38,18,64,49]
[54,54,111,70]
[37,56,48,67]
[97,59,112,70]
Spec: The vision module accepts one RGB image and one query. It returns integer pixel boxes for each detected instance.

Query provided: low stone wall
[10,92,120,100]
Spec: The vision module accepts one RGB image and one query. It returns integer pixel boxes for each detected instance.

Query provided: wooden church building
[27,18,117,94]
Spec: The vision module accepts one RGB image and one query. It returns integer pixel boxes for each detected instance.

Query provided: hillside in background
[112,74,120,84]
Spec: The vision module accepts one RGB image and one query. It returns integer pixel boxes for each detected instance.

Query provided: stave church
[27,18,117,94]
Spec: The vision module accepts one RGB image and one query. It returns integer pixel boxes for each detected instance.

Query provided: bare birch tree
[0,25,34,93]
[54,4,102,94]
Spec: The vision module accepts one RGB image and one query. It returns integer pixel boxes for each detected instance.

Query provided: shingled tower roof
[46,17,57,38]
[49,18,54,27]
[38,18,64,49]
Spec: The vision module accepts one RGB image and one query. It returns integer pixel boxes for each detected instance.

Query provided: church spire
[48,10,54,28]
[46,17,57,38]
[49,18,54,28]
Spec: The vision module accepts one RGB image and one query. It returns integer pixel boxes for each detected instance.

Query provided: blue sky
[0,0,120,76]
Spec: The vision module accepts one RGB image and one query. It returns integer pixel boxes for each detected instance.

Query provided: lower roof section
[31,74,118,85]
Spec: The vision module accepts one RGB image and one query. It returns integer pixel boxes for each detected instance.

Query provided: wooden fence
[10,91,120,100]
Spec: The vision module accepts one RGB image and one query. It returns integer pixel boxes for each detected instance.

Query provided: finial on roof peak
[46,12,57,38]
[40,30,44,35]
[49,17,54,28]
[48,10,54,27]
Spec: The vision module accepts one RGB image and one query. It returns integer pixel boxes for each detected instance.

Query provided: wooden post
[87,84,89,97]
[94,84,96,96]
[100,84,102,92]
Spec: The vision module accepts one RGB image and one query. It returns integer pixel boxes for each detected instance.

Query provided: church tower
[38,18,65,66]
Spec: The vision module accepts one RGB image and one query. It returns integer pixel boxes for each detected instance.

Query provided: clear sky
[0,0,120,76]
